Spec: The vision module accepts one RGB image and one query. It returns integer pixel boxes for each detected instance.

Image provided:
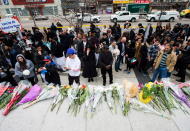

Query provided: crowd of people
[0,21,190,86]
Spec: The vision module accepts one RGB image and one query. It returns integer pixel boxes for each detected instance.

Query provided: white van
[146,11,180,22]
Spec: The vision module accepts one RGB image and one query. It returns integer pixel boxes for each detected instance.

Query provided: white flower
[23,70,30,76]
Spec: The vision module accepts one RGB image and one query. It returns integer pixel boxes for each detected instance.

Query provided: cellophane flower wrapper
[117,84,125,112]
[0,82,9,97]
[68,83,79,107]
[130,98,169,119]
[23,85,58,109]
[17,85,42,105]
[0,83,14,110]
[105,87,114,111]
[85,85,95,110]
[91,86,104,112]
[68,85,89,116]
[178,82,190,89]
[162,78,190,108]
[51,86,64,112]
[3,80,31,115]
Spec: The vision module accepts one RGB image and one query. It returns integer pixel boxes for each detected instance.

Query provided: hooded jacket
[15,54,35,78]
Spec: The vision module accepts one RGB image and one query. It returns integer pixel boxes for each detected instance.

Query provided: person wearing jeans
[151,44,177,82]
[115,37,127,72]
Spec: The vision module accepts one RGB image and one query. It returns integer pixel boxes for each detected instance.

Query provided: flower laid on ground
[123,80,139,101]
[91,86,104,113]
[104,88,114,111]
[110,83,130,116]
[138,81,174,114]
[17,85,42,105]
[51,85,71,113]
[0,82,14,110]
[178,82,190,97]
[3,80,31,116]
[138,82,154,104]
[130,99,169,119]
[111,84,120,113]
[68,84,89,116]
[162,78,190,109]
[23,85,57,109]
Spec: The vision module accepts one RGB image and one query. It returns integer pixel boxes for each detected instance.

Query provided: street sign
[0,16,22,33]
[113,0,131,4]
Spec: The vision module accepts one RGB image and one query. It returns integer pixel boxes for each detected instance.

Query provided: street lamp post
[158,0,163,22]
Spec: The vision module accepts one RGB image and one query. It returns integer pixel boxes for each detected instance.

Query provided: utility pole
[158,0,163,22]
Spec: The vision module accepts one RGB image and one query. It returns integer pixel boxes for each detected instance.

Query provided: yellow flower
[65,85,71,89]
[138,91,153,104]
[145,82,154,89]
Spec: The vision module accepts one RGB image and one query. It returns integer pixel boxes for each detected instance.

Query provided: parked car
[180,8,190,18]
[34,15,49,21]
[110,11,139,22]
[77,13,101,23]
[146,11,180,22]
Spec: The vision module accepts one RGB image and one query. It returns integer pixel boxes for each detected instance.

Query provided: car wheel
[169,17,175,22]
[93,19,98,23]
[131,18,136,22]
[113,18,117,23]
[150,18,155,22]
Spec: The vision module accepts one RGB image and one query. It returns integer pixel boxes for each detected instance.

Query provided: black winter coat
[45,64,61,85]
[51,41,64,58]
[82,51,97,78]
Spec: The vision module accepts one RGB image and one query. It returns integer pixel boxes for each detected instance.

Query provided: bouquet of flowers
[91,86,104,112]
[23,84,58,109]
[138,82,174,114]
[104,87,114,112]
[111,83,130,116]
[0,82,15,110]
[130,98,169,118]
[111,84,120,113]
[178,82,190,98]
[17,85,42,105]
[162,79,190,109]
[51,85,71,113]
[3,80,31,115]
[68,84,89,116]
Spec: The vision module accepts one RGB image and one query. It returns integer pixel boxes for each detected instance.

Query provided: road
[20,14,190,30]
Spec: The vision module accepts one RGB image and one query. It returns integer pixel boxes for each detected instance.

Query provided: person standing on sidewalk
[99,45,113,86]
[82,45,97,82]
[115,37,127,72]
[151,44,177,82]
[65,48,81,85]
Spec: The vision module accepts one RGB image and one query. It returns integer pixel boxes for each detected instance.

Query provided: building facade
[0,0,62,18]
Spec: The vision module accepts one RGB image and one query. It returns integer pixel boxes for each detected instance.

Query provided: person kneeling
[38,56,61,86]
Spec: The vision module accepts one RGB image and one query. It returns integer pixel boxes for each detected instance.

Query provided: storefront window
[5,9,11,14]
[43,6,54,15]
[54,6,58,15]
[18,8,30,16]
[43,6,58,15]
[11,8,19,16]
[6,8,29,16]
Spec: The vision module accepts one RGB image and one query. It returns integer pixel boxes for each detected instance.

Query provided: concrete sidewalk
[0,68,190,131]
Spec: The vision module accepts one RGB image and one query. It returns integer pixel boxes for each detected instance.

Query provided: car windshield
[115,11,122,15]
